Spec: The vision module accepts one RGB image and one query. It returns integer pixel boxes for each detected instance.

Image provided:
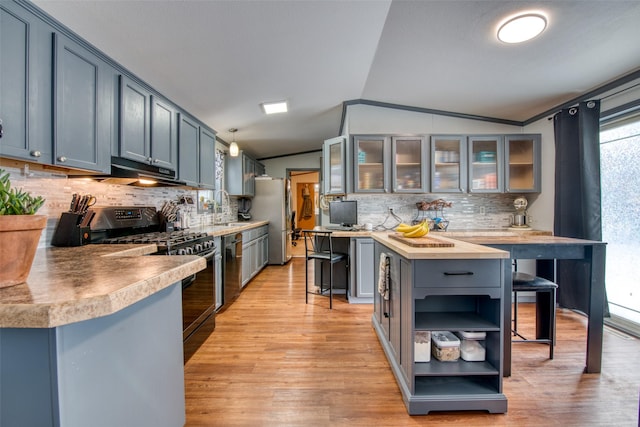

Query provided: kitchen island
[371,232,511,415]
[0,244,205,427]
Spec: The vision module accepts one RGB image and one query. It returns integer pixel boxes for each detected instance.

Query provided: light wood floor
[184,258,640,426]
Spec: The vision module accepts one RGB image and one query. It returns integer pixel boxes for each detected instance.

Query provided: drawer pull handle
[443,271,474,276]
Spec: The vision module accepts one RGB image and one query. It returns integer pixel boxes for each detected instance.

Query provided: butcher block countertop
[371,232,510,260]
[0,244,206,329]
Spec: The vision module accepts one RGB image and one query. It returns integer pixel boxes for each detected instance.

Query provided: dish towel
[377,252,390,300]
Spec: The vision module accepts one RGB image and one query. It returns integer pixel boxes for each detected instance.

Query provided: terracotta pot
[0,215,47,288]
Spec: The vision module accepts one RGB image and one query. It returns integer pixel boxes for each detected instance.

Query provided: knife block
[51,212,91,247]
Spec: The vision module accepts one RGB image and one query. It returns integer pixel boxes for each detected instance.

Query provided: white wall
[261,151,322,179]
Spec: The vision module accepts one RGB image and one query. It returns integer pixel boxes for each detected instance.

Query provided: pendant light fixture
[229,128,239,157]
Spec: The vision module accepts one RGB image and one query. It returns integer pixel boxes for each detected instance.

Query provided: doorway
[287,169,320,257]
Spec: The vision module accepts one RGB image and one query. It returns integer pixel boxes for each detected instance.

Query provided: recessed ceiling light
[261,101,288,114]
[497,12,547,44]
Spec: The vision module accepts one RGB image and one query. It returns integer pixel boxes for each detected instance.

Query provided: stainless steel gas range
[90,206,217,342]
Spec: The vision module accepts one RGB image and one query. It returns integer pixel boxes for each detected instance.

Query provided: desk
[453,235,606,376]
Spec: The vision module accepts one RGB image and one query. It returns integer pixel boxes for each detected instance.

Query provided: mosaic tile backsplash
[2,166,237,248]
[3,165,529,248]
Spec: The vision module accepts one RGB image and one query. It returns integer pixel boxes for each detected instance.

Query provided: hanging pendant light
[229,128,239,157]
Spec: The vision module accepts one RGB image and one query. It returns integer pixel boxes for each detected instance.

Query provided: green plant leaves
[0,169,45,215]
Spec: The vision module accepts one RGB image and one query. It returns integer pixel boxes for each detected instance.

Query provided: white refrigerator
[252,177,292,264]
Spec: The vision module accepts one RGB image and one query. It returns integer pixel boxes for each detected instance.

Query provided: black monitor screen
[329,200,358,227]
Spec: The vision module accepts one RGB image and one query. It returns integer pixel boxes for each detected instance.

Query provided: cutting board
[388,233,455,247]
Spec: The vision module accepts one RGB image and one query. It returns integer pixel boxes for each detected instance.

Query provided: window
[600,111,640,336]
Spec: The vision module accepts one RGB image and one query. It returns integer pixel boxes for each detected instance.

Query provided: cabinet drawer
[414,259,500,288]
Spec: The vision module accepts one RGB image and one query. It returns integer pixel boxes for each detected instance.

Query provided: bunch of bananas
[395,220,429,238]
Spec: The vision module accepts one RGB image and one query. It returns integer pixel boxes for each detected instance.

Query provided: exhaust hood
[71,157,188,187]
[109,157,187,186]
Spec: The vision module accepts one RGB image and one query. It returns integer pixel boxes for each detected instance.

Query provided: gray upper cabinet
[504,134,541,193]
[178,113,199,187]
[323,136,348,195]
[226,152,256,196]
[198,127,216,189]
[119,76,178,172]
[353,135,389,193]
[0,2,53,163]
[178,112,216,189]
[468,135,503,193]
[431,135,467,193]
[53,32,111,173]
[391,136,428,193]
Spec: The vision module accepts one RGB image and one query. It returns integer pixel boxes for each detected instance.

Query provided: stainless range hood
[109,157,187,186]
[71,157,188,187]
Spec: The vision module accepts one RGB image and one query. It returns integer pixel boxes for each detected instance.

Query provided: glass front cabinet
[353,135,388,193]
[430,135,466,193]
[392,136,428,193]
[323,136,348,195]
[468,135,503,193]
[504,134,541,193]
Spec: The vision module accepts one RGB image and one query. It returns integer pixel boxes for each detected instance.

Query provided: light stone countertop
[0,244,206,329]
[191,220,269,237]
[371,232,511,260]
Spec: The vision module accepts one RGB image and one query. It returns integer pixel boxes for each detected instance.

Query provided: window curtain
[553,100,608,316]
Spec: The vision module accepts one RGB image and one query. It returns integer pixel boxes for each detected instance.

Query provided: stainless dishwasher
[222,233,242,310]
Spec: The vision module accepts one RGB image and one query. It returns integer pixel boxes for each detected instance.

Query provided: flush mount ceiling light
[497,12,547,43]
[261,101,288,115]
[228,128,239,157]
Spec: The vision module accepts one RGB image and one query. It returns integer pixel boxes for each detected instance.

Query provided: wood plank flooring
[184,258,640,426]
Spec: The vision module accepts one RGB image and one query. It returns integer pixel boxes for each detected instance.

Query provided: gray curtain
[553,100,608,315]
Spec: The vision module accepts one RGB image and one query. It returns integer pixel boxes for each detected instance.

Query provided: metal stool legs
[512,273,557,359]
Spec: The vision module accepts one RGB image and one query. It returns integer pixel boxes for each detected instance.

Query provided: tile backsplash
[2,165,237,247]
[344,192,535,231]
[3,164,532,248]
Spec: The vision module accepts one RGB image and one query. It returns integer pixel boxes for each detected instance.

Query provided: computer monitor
[329,200,358,227]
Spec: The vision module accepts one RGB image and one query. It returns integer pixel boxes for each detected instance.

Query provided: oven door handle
[199,249,216,261]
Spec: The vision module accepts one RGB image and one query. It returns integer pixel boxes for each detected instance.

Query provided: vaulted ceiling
[33,0,640,159]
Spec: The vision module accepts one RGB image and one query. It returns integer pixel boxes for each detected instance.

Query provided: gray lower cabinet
[241,225,268,287]
[349,237,374,302]
[0,1,53,163]
[0,283,185,427]
[53,32,112,173]
[373,241,507,415]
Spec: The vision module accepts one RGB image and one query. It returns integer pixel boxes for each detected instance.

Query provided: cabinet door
[354,135,389,193]
[392,136,427,193]
[431,135,466,193]
[199,127,216,189]
[242,154,255,196]
[504,134,541,193]
[150,95,177,171]
[53,33,111,172]
[178,113,199,187]
[468,135,503,193]
[323,136,346,195]
[119,76,150,164]
[353,238,374,298]
[0,3,52,163]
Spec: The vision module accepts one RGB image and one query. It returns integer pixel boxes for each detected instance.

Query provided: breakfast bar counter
[0,245,206,427]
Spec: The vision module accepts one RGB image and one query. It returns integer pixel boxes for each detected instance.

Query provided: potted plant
[0,168,46,288]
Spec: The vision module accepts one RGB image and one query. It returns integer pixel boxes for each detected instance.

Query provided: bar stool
[302,230,348,309]
[512,271,558,359]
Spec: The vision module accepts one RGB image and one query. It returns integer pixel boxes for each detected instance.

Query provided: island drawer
[414,259,501,288]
